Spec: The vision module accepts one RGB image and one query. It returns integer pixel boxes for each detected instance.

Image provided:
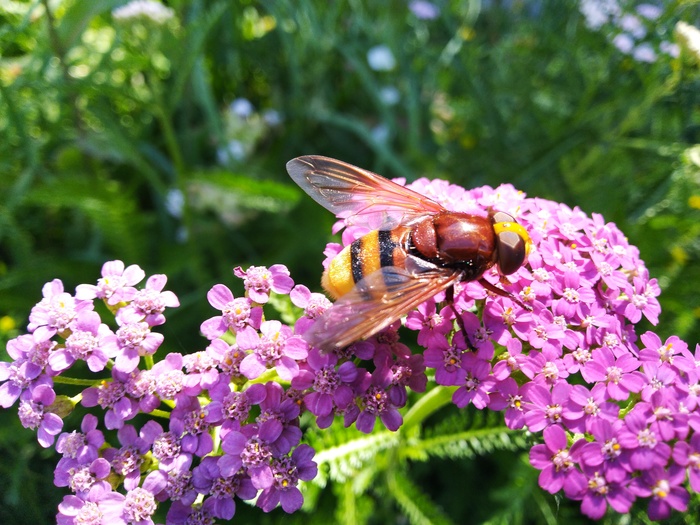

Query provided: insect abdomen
[322,229,408,299]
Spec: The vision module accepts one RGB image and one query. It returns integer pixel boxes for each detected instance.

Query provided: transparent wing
[304,265,461,352]
[286,155,445,228]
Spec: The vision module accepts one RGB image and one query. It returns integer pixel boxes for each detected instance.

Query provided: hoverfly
[286,155,531,352]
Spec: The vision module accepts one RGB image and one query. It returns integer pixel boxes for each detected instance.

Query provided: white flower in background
[371,123,390,144]
[618,14,646,39]
[262,108,283,126]
[217,139,247,165]
[632,42,656,63]
[409,0,440,20]
[612,33,634,54]
[676,21,700,63]
[636,3,662,21]
[229,98,255,119]
[579,1,677,64]
[379,86,400,106]
[660,40,679,58]
[367,45,396,72]
[165,188,184,218]
[112,0,175,24]
[578,0,620,30]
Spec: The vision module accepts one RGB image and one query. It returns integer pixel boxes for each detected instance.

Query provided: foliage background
[1,0,699,523]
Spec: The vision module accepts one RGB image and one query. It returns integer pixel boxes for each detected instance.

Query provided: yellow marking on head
[493,221,532,255]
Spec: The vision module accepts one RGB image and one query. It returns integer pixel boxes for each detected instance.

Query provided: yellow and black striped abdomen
[322,228,408,299]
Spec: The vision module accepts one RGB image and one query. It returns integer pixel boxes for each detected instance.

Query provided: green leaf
[387,469,455,525]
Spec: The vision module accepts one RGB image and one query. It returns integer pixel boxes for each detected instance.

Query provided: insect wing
[304,266,461,352]
[286,155,445,229]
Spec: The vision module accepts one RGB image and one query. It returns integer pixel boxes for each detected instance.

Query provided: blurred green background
[1,0,700,523]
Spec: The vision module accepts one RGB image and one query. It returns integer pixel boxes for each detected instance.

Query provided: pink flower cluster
[0,177,698,522]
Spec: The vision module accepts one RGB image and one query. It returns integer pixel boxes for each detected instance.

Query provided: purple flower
[291,348,356,426]
[452,353,493,409]
[106,319,164,374]
[238,321,308,381]
[617,405,671,470]
[523,382,572,432]
[116,274,179,326]
[673,432,700,492]
[200,284,263,339]
[622,271,661,325]
[639,331,692,371]
[580,419,631,483]
[290,284,332,335]
[191,456,256,520]
[256,444,317,513]
[405,301,454,348]
[492,336,527,380]
[577,463,635,520]
[207,382,265,436]
[0,334,54,408]
[551,270,597,320]
[148,423,189,473]
[57,483,127,525]
[233,264,294,304]
[520,350,569,387]
[55,414,104,463]
[81,371,138,429]
[353,369,402,433]
[581,346,645,400]
[513,307,565,356]
[151,352,186,400]
[48,310,116,373]
[424,334,466,386]
[529,425,586,497]
[219,427,274,489]
[102,423,153,490]
[639,361,676,402]
[54,457,111,495]
[124,368,160,414]
[251,382,303,456]
[17,383,63,447]
[206,339,246,382]
[28,279,93,341]
[565,383,620,433]
[489,377,526,429]
[119,484,161,525]
[386,352,426,407]
[74,260,145,305]
[629,465,689,520]
[169,395,214,457]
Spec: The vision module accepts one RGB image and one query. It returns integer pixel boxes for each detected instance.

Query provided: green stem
[149,408,172,420]
[401,385,457,432]
[52,376,102,387]
[248,368,283,386]
[150,75,186,179]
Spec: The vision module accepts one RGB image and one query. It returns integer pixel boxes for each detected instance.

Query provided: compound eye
[497,230,527,275]
[492,211,516,224]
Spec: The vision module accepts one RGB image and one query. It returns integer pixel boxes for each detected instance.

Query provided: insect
[286,155,532,352]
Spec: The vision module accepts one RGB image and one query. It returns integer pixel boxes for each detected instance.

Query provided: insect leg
[478,278,532,311]
[445,285,476,351]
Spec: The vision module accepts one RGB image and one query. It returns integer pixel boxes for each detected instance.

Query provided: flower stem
[52,376,102,387]
[401,385,457,432]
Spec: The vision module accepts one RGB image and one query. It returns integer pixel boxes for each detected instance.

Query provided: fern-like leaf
[387,469,455,525]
